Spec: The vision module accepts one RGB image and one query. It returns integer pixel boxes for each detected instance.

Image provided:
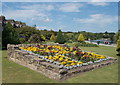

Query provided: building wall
[0,16,26,28]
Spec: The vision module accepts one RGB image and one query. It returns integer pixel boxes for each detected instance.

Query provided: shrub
[75,42,98,47]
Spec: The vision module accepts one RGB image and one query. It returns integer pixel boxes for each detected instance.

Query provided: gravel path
[85,41,116,47]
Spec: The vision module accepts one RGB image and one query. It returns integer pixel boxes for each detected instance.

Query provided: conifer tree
[77,33,85,42]
[50,33,56,41]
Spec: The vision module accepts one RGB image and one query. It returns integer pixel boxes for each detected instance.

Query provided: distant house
[0,16,26,28]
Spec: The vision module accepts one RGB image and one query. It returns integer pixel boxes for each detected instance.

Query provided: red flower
[37,45,41,48]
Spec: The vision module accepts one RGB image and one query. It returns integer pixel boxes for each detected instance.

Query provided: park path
[85,41,116,47]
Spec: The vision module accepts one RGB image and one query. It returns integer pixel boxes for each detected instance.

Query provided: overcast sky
[1,2,118,33]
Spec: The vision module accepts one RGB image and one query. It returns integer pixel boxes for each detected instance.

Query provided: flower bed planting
[19,44,112,69]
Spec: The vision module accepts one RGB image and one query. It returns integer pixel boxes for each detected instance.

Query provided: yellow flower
[45,56,48,59]
[64,58,69,62]
[98,55,105,59]
[70,47,73,51]
[71,63,75,65]
[59,58,63,61]
[77,61,83,64]
[20,46,25,50]
[65,64,70,67]
[60,62,66,65]
[48,56,53,60]
[45,49,50,52]
[73,51,77,55]
[54,56,59,59]
[68,61,73,63]
[87,52,91,55]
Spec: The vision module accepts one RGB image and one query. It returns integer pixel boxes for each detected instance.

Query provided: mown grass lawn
[2,46,118,83]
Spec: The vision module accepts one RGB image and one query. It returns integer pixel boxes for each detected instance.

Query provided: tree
[16,26,38,41]
[55,29,66,44]
[19,38,25,43]
[28,34,41,43]
[2,23,20,49]
[114,32,120,43]
[40,34,46,41]
[116,36,120,55]
[50,33,56,41]
[66,33,74,40]
[77,33,85,42]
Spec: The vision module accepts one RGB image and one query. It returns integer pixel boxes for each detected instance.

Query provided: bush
[66,40,73,43]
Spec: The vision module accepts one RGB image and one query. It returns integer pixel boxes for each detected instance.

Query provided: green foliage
[16,26,38,40]
[28,34,41,43]
[75,42,98,47]
[2,23,20,48]
[77,33,85,42]
[55,29,66,44]
[66,33,74,40]
[16,26,47,43]
[50,33,56,41]
[39,30,54,40]
[114,32,120,43]
[19,38,25,43]
[116,36,120,52]
[40,35,46,41]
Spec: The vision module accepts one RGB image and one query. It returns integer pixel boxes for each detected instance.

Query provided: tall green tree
[116,36,120,55]
[50,33,56,41]
[55,29,66,44]
[114,32,120,43]
[77,33,85,42]
[2,23,20,49]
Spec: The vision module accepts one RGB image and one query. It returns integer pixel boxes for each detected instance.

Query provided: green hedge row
[75,43,98,47]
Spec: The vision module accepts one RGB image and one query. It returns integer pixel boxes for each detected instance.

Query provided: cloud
[4,9,50,21]
[36,26,54,31]
[74,14,117,24]
[59,3,83,12]
[43,17,52,22]
[74,14,117,32]
[88,2,108,6]
[90,0,119,2]
[91,0,110,2]
[2,0,120,2]
[36,26,47,30]
[21,4,54,11]
[3,4,53,23]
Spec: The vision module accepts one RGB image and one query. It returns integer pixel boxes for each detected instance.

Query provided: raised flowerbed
[7,44,117,81]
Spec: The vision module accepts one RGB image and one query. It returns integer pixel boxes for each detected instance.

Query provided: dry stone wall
[7,44,117,81]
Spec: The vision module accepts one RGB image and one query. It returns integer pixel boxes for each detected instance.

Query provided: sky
[1,2,118,33]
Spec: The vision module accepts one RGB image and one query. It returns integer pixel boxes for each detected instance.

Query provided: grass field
[2,46,118,83]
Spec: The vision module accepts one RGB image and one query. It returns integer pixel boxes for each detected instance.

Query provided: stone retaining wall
[7,44,117,81]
